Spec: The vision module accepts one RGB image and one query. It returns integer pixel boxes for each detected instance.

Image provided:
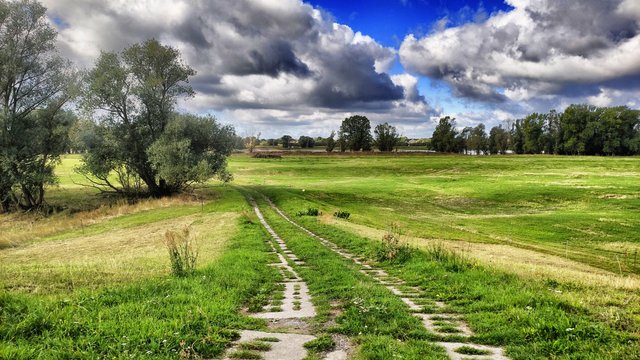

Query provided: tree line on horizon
[244,104,640,156]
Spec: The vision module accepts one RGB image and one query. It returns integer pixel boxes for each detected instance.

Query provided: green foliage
[488,125,510,154]
[81,39,234,197]
[147,113,235,186]
[339,115,373,151]
[333,210,350,219]
[298,135,315,148]
[431,116,458,153]
[303,335,335,352]
[455,345,491,355]
[374,122,400,152]
[507,104,640,155]
[281,135,292,149]
[163,226,199,276]
[325,131,336,152]
[296,208,320,216]
[0,0,78,212]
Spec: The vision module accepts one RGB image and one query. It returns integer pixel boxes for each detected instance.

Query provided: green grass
[276,201,640,358]
[230,154,640,275]
[3,153,640,358]
[0,214,279,358]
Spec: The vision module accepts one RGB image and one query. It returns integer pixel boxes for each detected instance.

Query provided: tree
[488,126,509,154]
[0,0,78,212]
[522,113,545,154]
[374,122,400,152]
[431,116,458,153]
[244,132,261,153]
[467,124,488,155]
[339,115,373,151]
[81,39,233,197]
[281,135,292,149]
[456,126,472,154]
[510,120,525,154]
[298,135,315,148]
[325,131,336,152]
[337,131,347,152]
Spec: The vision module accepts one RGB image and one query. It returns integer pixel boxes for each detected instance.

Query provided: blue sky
[307,0,516,119]
[308,0,512,48]
[45,0,640,137]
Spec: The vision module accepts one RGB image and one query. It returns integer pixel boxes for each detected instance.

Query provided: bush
[296,208,320,216]
[375,224,411,263]
[164,226,199,276]
[333,210,350,219]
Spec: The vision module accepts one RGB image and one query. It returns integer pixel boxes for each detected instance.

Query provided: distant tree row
[243,115,402,153]
[431,105,640,155]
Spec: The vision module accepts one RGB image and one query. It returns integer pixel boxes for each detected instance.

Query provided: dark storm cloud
[400,0,640,103]
[45,0,418,114]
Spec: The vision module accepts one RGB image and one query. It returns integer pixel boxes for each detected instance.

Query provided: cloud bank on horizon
[44,0,640,137]
[400,0,640,115]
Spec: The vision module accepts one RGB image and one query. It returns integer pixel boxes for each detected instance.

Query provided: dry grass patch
[0,194,200,248]
[321,216,640,335]
[0,212,238,294]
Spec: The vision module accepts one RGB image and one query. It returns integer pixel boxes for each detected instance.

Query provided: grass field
[1,153,639,358]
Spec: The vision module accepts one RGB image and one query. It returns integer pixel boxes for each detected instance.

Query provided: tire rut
[263,195,509,360]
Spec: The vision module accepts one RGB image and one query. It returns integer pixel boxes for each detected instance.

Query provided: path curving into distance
[262,195,509,360]
[224,198,347,360]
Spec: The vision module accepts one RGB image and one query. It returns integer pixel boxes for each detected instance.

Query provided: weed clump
[296,208,320,216]
[426,243,471,272]
[304,335,335,352]
[375,224,411,263]
[333,210,350,219]
[455,345,491,355]
[163,226,198,276]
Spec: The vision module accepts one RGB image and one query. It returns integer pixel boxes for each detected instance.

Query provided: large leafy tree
[340,115,373,151]
[374,122,400,152]
[488,125,509,155]
[0,0,78,212]
[431,116,458,153]
[467,124,488,155]
[81,39,233,196]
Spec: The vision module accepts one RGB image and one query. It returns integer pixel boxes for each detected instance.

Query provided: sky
[43,0,640,138]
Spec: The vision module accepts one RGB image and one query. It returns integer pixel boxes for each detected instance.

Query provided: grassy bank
[253,189,639,358]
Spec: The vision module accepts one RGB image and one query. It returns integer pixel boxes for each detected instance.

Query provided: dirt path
[223,198,347,360]
[265,196,509,360]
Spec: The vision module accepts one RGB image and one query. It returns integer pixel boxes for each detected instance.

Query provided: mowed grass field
[1,153,639,358]
[230,153,640,351]
[230,154,640,276]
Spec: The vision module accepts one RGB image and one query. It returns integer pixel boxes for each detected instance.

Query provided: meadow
[1,153,639,358]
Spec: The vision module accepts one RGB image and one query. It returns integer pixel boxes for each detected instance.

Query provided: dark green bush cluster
[333,210,350,219]
[296,207,320,216]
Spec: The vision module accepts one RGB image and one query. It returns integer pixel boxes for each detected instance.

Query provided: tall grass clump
[375,223,412,263]
[426,243,472,272]
[333,210,350,219]
[164,226,199,276]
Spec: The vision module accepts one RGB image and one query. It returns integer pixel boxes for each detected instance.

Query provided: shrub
[164,226,199,276]
[296,208,320,216]
[333,210,350,219]
[375,223,411,263]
